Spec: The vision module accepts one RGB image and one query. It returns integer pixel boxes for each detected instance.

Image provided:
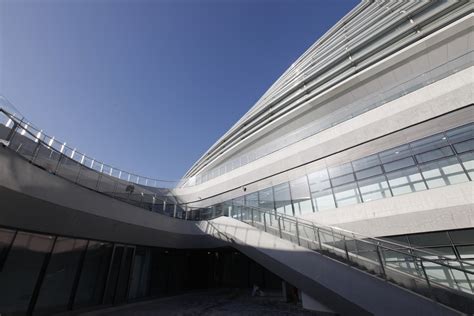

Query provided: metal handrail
[1,105,473,277]
[0,107,179,189]
[231,202,474,270]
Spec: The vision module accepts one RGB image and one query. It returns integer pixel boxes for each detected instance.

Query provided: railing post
[95,173,103,191]
[54,154,63,174]
[343,236,350,261]
[295,219,301,246]
[4,121,18,143]
[251,208,254,226]
[278,217,282,239]
[30,140,42,164]
[317,227,322,250]
[263,213,267,232]
[376,243,387,279]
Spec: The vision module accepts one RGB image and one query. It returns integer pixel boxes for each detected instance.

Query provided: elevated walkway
[203,206,474,315]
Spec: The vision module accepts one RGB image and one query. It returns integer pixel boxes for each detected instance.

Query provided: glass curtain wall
[224,123,473,218]
[0,230,148,315]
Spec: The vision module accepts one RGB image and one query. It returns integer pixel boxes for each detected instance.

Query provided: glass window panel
[35,238,88,315]
[457,245,474,259]
[386,166,427,196]
[330,173,355,186]
[290,176,313,216]
[258,188,275,212]
[0,232,54,315]
[458,152,474,178]
[231,196,245,219]
[355,165,383,180]
[333,182,361,207]
[245,192,259,208]
[453,139,474,154]
[352,154,380,171]
[410,133,449,155]
[307,169,331,192]
[445,123,474,144]
[379,144,412,164]
[449,229,474,245]
[311,188,336,212]
[273,182,293,215]
[74,241,113,308]
[0,228,15,263]
[385,235,410,245]
[358,175,391,202]
[415,146,454,163]
[419,157,469,189]
[383,156,415,172]
[416,246,457,259]
[408,232,451,247]
[328,163,353,178]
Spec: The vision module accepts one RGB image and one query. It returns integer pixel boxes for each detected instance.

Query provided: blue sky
[0,0,358,180]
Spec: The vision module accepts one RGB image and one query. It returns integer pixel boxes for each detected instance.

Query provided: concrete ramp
[203,217,463,316]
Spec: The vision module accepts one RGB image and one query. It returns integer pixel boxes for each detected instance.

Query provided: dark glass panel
[415,146,454,163]
[0,232,54,315]
[0,228,15,265]
[408,232,451,247]
[73,241,113,308]
[355,165,383,180]
[34,238,88,315]
[383,156,415,172]
[352,154,380,171]
[453,139,474,154]
[457,245,474,259]
[330,173,355,186]
[449,229,474,245]
[379,144,412,164]
[128,247,151,300]
[445,123,474,144]
[410,133,449,155]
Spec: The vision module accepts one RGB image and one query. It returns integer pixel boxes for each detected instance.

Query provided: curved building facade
[0,1,473,315]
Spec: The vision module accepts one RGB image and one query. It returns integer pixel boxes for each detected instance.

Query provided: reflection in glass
[0,232,54,315]
[333,182,361,207]
[358,175,391,202]
[35,238,88,315]
[74,241,113,308]
[419,157,468,189]
[311,188,335,211]
[273,183,293,215]
[290,176,313,216]
[458,152,474,179]
[386,166,427,196]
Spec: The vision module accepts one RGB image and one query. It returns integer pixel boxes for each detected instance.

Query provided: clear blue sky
[0,0,358,181]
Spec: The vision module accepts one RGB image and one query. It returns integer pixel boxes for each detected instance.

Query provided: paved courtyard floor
[81,289,320,316]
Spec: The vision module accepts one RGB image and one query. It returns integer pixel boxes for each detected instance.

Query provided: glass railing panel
[33,145,62,173]
[55,155,82,183]
[76,166,100,191]
[97,175,116,195]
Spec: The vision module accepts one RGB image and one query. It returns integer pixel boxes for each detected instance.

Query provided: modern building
[0,1,473,315]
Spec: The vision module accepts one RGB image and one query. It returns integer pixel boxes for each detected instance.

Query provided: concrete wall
[174,67,473,205]
[0,145,224,249]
